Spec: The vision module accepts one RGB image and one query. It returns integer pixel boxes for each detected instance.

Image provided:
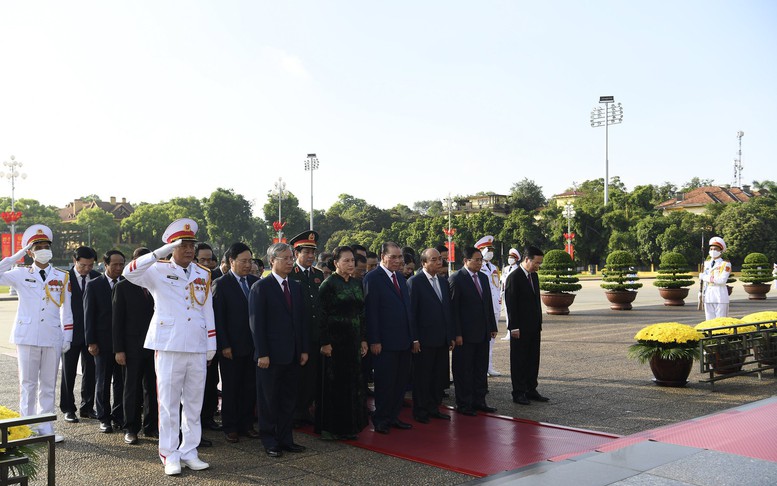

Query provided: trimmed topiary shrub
[740,252,774,284]
[653,252,694,289]
[538,249,582,293]
[601,250,643,291]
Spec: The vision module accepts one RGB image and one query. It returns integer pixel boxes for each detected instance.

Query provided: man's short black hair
[462,246,481,260]
[194,242,214,258]
[73,246,97,261]
[366,251,378,259]
[226,242,252,263]
[103,249,125,265]
[435,244,448,254]
[523,246,544,260]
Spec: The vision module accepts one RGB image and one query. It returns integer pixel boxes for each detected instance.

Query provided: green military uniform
[287,231,325,425]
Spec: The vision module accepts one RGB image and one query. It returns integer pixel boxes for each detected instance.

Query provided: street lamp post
[1,155,27,255]
[563,203,576,258]
[590,96,624,206]
[304,153,319,230]
[442,194,458,274]
[273,177,286,241]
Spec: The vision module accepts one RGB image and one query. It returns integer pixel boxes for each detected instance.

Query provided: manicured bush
[538,249,582,293]
[601,250,643,291]
[739,252,774,284]
[653,252,694,289]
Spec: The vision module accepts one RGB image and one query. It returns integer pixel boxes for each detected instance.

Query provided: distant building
[59,197,134,223]
[453,194,510,217]
[551,190,584,208]
[656,185,756,215]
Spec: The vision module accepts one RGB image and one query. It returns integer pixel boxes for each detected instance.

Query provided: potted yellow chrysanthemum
[0,406,43,480]
[694,317,753,375]
[628,322,702,386]
[740,311,777,365]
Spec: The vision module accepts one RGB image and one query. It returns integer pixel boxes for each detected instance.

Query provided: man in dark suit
[249,243,309,458]
[408,248,454,423]
[113,247,157,445]
[195,242,223,431]
[84,249,126,433]
[504,246,546,405]
[213,242,259,443]
[449,246,498,416]
[364,241,415,434]
[287,231,324,427]
[61,246,100,423]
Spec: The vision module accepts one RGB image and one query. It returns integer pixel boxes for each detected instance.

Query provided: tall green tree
[74,207,118,252]
[204,188,254,252]
[508,178,547,211]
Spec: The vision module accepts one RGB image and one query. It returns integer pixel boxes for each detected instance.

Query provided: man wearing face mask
[700,237,731,320]
[475,236,502,377]
[500,248,521,341]
[0,224,73,443]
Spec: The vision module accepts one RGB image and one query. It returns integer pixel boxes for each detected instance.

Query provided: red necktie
[391,273,401,296]
[472,273,483,298]
[282,280,292,309]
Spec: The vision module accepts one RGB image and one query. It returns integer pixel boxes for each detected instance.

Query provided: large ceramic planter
[657,288,689,306]
[743,283,771,300]
[753,333,777,366]
[604,290,638,310]
[649,355,693,387]
[540,292,576,315]
[705,342,746,375]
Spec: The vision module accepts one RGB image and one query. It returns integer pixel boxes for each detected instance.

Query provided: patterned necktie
[431,276,442,301]
[282,280,292,309]
[391,273,401,296]
[472,273,483,298]
[240,277,250,297]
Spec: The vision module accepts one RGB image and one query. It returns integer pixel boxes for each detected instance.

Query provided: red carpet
[597,397,777,463]
[308,406,619,477]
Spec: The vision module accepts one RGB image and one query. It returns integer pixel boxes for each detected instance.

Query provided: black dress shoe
[456,407,477,416]
[80,410,98,419]
[124,432,138,444]
[265,446,283,458]
[373,424,390,434]
[198,438,213,447]
[513,394,531,405]
[203,418,223,431]
[281,443,306,453]
[241,428,260,439]
[225,432,239,443]
[392,420,412,430]
[475,404,497,413]
[99,422,113,433]
[143,430,159,438]
[430,411,451,420]
[526,392,550,402]
[413,415,430,424]
[64,412,79,423]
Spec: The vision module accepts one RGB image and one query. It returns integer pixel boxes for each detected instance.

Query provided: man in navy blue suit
[449,246,498,416]
[364,241,416,434]
[249,243,309,457]
[407,248,455,423]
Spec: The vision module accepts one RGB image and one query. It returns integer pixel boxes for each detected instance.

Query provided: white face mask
[709,250,721,259]
[507,257,516,265]
[34,249,53,264]
[482,250,493,261]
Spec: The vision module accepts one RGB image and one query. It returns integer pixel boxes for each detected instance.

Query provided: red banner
[445,241,456,264]
[272,237,288,244]
[1,233,25,261]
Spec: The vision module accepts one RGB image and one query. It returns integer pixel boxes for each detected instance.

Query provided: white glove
[206,350,216,361]
[62,341,71,354]
[698,273,704,280]
[152,240,182,260]
[0,243,33,273]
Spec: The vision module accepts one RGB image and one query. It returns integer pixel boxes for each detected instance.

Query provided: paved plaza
[1,278,775,485]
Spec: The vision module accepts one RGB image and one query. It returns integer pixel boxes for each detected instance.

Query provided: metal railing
[0,413,56,486]
[698,320,777,389]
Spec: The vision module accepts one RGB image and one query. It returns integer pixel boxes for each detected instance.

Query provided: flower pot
[657,288,689,306]
[540,292,576,315]
[753,333,777,366]
[604,290,637,310]
[743,283,771,300]
[705,343,746,375]
[649,355,693,387]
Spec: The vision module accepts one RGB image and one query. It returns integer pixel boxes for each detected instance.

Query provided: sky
[1,1,775,218]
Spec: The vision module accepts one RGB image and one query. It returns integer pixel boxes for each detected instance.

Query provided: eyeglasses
[234,258,253,265]
[274,256,295,262]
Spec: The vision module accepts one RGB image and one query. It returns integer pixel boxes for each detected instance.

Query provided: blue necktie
[240,277,249,297]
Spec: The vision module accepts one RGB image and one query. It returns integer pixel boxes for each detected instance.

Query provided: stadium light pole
[590,96,624,206]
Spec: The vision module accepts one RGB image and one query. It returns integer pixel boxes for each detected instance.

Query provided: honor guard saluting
[0,224,73,443]
[475,235,502,377]
[288,231,325,427]
[700,236,732,320]
[123,218,216,476]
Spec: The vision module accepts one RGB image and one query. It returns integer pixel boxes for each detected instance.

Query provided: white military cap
[708,236,726,252]
[162,218,199,244]
[475,235,494,250]
[508,248,521,260]
[22,224,53,246]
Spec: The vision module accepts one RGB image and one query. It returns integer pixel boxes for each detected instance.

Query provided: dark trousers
[452,340,489,409]
[256,361,300,449]
[95,350,124,424]
[60,343,95,414]
[412,344,448,419]
[510,331,541,398]
[294,340,319,423]
[122,349,157,435]
[201,354,220,421]
[372,348,411,428]
[220,353,256,434]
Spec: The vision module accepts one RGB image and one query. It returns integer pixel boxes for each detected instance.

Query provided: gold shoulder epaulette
[195,263,211,273]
